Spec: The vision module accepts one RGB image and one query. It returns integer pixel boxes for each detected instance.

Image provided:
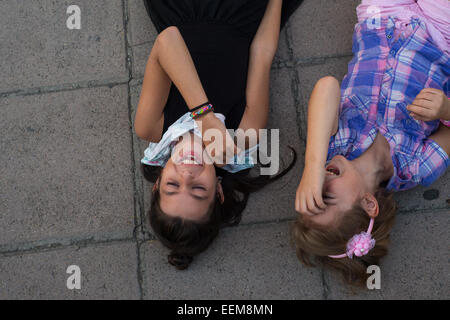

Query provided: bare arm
[134,26,209,142]
[238,0,283,138]
[304,77,340,170]
[295,76,340,215]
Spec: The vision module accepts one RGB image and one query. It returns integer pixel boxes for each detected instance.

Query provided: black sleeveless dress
[143,0,303,133]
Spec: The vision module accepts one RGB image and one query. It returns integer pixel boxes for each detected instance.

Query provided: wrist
[188,101,211,111]
[194,112,216,127]
[304,159,325,173]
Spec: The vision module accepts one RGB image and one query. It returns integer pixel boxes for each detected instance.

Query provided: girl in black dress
[135,0,302,269]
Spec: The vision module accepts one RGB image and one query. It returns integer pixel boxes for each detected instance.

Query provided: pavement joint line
[233,205,449,233]
[0,236,136,259]
[122,0,146,300]
[0,78,129,99]
[283,21,307,148]
[321,268,330,300]
[0,205,443,259]
[290,53,354,68]
[233,217,296,229]
[0,54,353,100]
[395,206,449,215]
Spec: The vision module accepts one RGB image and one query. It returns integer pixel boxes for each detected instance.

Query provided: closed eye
[167,182,179,187]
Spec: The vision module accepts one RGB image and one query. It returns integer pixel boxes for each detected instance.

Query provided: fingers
[295,189,326,216]
[415,91,435,102]
[407,104,433,121]
[420,88,442,95]
[410,98,434,109]
[306,194,323,215]
[314,191,327,210]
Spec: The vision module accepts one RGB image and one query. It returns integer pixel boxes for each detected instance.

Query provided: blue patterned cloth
[141,113,258,173]
[328,16,449,191]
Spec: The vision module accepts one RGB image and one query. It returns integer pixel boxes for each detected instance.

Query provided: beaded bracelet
[190,103,214,119]
[190,102,211,113]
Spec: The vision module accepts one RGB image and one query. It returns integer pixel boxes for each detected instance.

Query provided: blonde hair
[292,188,397,287]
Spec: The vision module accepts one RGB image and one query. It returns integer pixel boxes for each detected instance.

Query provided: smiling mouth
[325,165,340,176]
[178,152,203,166]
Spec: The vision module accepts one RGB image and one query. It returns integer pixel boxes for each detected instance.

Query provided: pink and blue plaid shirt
[327,16,450,191]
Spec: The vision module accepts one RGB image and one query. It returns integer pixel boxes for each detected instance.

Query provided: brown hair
[292,188,397,287]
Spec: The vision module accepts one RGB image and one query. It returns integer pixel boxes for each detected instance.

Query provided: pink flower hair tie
[329,218,376,259]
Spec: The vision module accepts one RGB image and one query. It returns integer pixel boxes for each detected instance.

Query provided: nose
[180,169,195,180]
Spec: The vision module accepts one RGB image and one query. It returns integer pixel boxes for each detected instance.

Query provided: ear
[152,178,160,193]
[360,192,379,218]
[216,180,225,204]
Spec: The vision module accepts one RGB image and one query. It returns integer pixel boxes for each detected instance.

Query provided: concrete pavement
[0,0,448,299]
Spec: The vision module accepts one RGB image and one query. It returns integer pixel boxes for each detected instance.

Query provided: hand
[295,165,327,216]
[195,113,238,167]
[407,88,450,122]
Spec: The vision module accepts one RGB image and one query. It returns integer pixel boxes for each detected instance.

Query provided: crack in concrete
[321,268,330,300]
[0,236,136,258]
[0,79,129,99]
[284,21,307,152]
[0,54,356,101]
[122,0,146,300]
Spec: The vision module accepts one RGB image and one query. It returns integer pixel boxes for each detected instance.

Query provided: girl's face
[302,155,367,227]
[157,132,222,222]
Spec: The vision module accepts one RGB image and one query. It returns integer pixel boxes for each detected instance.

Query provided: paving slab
[127,0,158,47]
[394,172,450,213]
[241,67,303,225]
[0,85,135,247]
[140,221,323,299]
[127,0,158,80]
[0,242,140,300]
[288,0,359,60]
[129,83,153,236]
[0,0,127,93]
[324,209,450,299]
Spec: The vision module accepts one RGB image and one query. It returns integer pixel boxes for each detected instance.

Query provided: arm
[135,26,237,163]
[237,0,283,138]
[304,77,340,170]
[134,26,209,142]
[295,76,340,215]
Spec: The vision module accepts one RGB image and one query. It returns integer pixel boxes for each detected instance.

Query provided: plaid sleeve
[418,139,449,187]
[387,138,449,191]
[327,116,357,161]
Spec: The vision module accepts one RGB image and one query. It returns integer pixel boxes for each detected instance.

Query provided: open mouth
[325,165,340,176]
[178,151,202,166]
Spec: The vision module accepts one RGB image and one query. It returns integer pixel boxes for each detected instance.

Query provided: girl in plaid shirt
[293,0,449,287]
